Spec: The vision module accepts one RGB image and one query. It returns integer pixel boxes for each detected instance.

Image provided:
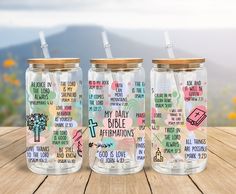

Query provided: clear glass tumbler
[151,58,207,174]
[26,58,83,174]
[88,58,145,174]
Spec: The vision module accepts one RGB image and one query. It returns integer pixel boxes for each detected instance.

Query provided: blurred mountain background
[0,25,236,126]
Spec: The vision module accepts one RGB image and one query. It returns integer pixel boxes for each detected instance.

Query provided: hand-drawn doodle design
[72,130,82,157]
[153,148,164,162]
[89,142,94,148]
[88,142,114,148]
[89,119,98,138]
[186,108,207,126]
[26,113,48,142]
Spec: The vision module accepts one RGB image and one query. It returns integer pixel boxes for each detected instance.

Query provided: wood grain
[208,134,236,167]
[0,127,26,167]
[0,127,25,149]
[0,127,22,136]
[208,127,236,149]
[35,128,91,194]
[0,154,47,194]
[0,137,25,167]
[214,127,236,136]
[85,128,151,194]
[0,127,235,194]
[145,128,202,194]
[85,169,151,194]
[189,151,236,194]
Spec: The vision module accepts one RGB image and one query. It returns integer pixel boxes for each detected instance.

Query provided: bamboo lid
[152,58,205,64]
[152,58,205,69]
[91,58,143,64]
[27,58,80,70]
[90,58,143,69]
[27,58,80,65]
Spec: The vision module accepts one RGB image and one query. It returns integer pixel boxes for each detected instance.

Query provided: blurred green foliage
[0,58,25,126]
[0,57,235,127]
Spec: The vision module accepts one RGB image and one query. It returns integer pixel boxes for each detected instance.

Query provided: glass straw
[164,31,184,162]
[39,30,61,172]
[102,31,113,58]
[39,31,50,58]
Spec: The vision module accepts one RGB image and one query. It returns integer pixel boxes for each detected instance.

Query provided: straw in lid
[152,58,205,69]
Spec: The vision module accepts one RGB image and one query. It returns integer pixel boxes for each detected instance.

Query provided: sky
[0,0,236,29]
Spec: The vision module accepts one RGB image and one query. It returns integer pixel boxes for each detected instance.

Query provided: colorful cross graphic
[195,112,200,117]
[186,107,207,126]
[89,119,98,138]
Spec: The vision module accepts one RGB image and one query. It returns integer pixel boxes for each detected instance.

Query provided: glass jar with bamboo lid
[88,58,145,174]
[150,58,207,174]
[26,58,83,174]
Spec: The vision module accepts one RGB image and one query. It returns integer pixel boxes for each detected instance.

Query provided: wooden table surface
[0,127,235,194]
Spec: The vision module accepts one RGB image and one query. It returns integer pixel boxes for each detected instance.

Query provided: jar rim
[27,58,80,70]
[27,58,80,65]
[152,58,205,64]
[152,58,205,69]
[90,58,143,65]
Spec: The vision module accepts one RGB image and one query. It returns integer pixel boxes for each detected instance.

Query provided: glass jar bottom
[90,161,144,175]
[152,160,207,175]
[27,162,82,175]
